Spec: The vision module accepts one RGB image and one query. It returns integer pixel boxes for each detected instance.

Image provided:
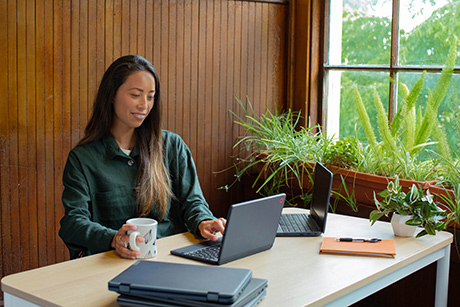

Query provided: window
[323,0,460,154]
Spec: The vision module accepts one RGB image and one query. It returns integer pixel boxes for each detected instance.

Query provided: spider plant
[222,97,334,208]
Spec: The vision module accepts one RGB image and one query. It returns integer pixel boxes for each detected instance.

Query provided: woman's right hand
[111,224,144,259]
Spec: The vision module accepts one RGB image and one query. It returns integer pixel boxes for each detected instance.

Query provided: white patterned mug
[127,218,158,258]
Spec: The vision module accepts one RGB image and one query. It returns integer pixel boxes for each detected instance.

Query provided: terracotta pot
[327,165,435,206]
[255,155,445,209]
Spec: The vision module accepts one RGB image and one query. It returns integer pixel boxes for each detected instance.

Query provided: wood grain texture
[0,0,291,278]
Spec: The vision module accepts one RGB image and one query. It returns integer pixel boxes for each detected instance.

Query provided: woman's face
[112,70,156,133]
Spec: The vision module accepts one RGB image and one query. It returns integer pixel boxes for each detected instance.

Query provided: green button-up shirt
[59,130,216,254]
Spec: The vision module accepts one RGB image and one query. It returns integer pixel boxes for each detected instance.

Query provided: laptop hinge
[119,283,131,294]
[207,292,219,302]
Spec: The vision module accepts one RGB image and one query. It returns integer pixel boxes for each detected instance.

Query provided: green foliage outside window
[339,1,460,155]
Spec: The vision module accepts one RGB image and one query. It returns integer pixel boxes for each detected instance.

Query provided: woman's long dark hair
[79,55,171,219]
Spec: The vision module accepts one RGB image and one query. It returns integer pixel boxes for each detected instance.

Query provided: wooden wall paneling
[121,0,129,56]
[176,1,185,142]
[79,0,88,140]
[137,0,146,58]
[168,0,177,134]
[247,2,256,109]
[160,1,169,128]
[260,3,269,113]
[0,0,290,279]
[215,0,228,207]
[35,0,46,268]
[188,0,199,159]
[105,0,114,65]
[70,0,80,147]
[17,0,28,272]
[130,0,138,54]
[113,0,122,60]
[16,0,28,272]
[96,0,106,82]
[310,0,324,126]
[44,0,55,265]
[182,1,192,149]
[7,0,19,277]
[225,0,235,193]
[205,0,214,210]
[0,0,7,280]
[88,0,97,127]
[196,1,206,194]
[61,0,72,263]
[210,0,220,209]
[231,1,243,173]
[53,0,65,263]
[26,0,39,271]
[145,0,153,61]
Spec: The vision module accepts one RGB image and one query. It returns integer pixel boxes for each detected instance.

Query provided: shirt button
[127,160,134,166]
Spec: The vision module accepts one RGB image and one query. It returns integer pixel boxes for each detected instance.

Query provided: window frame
[322,0,460,136]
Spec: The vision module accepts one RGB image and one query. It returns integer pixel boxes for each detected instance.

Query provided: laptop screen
[310,163,333,232]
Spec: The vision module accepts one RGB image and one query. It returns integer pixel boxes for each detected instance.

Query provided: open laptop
[277,162,332,237]
[170,193,286,265]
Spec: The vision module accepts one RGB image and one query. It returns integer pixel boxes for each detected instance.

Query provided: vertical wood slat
[44,0,55,265]
[7,0,19,276]
[18,0,29,271]
[53,0,65,263]
[0,0,288,279]
[26,0,38,270]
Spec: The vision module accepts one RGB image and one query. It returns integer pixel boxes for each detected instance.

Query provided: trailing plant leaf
[370,176,451,237]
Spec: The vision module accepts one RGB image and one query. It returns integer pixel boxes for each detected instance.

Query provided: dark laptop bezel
[309,162,333,233]
[170,193,286,265]
[276,162,332,237]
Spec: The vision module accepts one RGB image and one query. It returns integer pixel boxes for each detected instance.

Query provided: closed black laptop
[116,277,268,307]
[108,261,252,304]
[171,193,286,265]
[277,162,333,237]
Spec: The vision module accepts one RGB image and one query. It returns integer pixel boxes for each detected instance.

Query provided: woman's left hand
[198,218,226,241]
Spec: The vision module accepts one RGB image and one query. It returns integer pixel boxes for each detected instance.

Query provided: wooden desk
[2,209,453,307]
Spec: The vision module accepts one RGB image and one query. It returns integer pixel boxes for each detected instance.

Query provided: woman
[59,55,225,259]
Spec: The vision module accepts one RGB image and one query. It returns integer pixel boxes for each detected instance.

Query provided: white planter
[391,213,417,237]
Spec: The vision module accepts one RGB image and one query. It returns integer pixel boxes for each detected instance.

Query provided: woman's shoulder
[161,130,185,146]
[161,130,191,158]
[68,137,108,160]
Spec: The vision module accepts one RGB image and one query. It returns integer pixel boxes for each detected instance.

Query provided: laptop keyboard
[278,214,317,233]
[184,244,221,262]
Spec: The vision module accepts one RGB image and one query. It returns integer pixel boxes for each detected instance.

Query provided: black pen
[336,237,381,243]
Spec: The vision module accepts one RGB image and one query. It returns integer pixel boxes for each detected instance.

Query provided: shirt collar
[102,134,140,160]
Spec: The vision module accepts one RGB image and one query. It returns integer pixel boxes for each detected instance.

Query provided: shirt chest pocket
[91,188,137,229]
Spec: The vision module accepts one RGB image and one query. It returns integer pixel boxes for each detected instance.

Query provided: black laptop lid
[218,193,286,264]
[108,261,252,303]
[310,162,333,233]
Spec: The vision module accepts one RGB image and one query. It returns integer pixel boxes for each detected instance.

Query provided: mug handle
[129,231,141,252]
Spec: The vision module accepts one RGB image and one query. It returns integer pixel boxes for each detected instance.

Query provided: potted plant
[340,41,458,206]
[370,176,451,238]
